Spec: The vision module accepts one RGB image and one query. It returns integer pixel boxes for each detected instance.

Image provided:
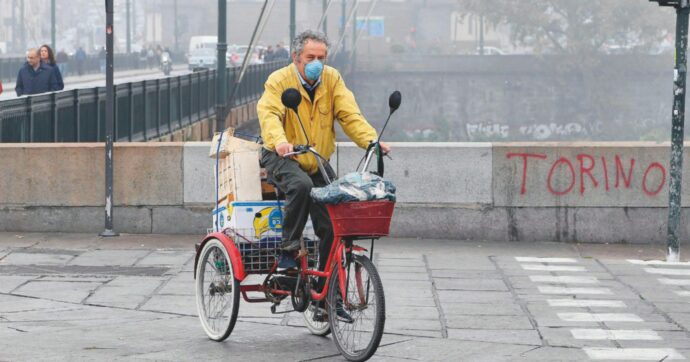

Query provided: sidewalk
[1,232,689,361]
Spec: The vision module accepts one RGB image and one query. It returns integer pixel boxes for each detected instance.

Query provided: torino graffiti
[507,153,667,197]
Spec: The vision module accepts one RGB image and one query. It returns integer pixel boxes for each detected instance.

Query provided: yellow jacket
[257,64,377,175]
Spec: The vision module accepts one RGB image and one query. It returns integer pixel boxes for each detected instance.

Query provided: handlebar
[281,141,390,182]
[282,144,310,158]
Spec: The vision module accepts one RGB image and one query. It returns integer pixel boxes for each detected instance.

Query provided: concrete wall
[1,141,688,244]
[349,55,674,142]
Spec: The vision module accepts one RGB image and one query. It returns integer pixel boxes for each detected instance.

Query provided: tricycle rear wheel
[195,238,240,341]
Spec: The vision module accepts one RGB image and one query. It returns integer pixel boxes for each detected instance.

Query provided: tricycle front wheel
[328,254,385,361]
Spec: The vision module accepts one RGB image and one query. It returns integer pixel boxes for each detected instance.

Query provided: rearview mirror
[281,88,301,111]
[389,90,401,114]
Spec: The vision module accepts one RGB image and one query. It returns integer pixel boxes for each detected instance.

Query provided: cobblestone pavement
[1,232,689,361]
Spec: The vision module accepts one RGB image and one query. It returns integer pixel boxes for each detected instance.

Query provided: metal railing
[0,61,287,142]
[0,53,168,82]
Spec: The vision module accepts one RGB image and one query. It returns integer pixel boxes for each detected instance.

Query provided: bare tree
[457,0,674,56]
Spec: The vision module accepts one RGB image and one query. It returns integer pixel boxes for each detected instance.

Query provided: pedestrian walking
[139,47,148,67]
[56,49,69,77]
[147,46,156,69]
[39,44,64,90]
[75,46,86,76]
[14,48,60,97]
[264,45,275,62]
[273,42,289,60]
[98,46,106,74]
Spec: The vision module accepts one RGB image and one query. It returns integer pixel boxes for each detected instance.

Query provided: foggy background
[0,0,681,142]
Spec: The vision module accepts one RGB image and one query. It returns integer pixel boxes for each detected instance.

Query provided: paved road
[0,66,190,101]
[1,233,689,361]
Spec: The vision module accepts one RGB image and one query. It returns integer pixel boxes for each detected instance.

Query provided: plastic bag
[310,172,396,204]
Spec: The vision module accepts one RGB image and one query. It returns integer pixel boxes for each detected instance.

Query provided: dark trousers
[261,149,335,279]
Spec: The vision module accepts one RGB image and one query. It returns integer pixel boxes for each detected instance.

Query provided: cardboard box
[227,201,314,240]
[215,151,262,201]
[209,129,261,159]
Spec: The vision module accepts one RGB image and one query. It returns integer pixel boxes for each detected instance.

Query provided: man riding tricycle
[194,30,401,362]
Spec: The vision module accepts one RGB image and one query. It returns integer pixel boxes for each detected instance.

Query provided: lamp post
[650,0,689,261]
[101,0,118,237]
[341,0,346,52]
[216,0,228,132]
[322,0,328,35]
[126,0,131,54]
[51,0,56,52]
[290,0,296,52]
[174,0,179,53]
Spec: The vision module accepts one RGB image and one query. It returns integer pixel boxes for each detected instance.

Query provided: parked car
[188,36,218,70]
[228,45,263,67]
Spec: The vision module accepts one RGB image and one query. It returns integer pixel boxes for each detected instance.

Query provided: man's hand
[275,142,295,158]
[379,141,391,155]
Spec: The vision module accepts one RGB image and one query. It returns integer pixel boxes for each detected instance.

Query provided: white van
[188,36,218,70]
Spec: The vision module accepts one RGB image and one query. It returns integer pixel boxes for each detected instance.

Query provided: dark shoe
[277,251,297,269]
[335,299,354,323]
[280,239,301,252]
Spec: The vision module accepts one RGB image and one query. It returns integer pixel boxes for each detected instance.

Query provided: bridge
[0,61,283,142]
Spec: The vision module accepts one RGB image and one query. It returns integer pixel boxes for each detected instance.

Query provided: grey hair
[292,30,330,56]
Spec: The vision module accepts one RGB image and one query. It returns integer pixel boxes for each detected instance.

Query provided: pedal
[270,303,294,315]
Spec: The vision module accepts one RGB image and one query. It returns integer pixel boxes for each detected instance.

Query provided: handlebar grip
[282,145,309,158]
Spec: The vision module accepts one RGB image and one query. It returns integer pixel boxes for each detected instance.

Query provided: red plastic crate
[326,201,395,237]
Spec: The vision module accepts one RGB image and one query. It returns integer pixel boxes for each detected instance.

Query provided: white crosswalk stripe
[547,299,627,308]
[658,278,690,286]
[558,312,643,322]
[530,275,599,284]
[521,264,586,272]
[584,347,684,360]
[516,257,578,263]
[571,329,661,340]
[628,259,690,266]
[538,286,612,295]
[644,268,690,276]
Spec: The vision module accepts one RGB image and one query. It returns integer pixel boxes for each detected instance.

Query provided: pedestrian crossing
[629,259,690,301]
[516,256,686,360]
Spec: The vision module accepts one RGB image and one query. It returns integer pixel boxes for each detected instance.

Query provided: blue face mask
[304,60,323,81]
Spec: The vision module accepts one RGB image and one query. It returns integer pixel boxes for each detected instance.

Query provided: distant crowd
[261,43,290,62]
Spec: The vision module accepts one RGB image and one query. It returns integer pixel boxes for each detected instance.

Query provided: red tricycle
[194,89,401,361]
